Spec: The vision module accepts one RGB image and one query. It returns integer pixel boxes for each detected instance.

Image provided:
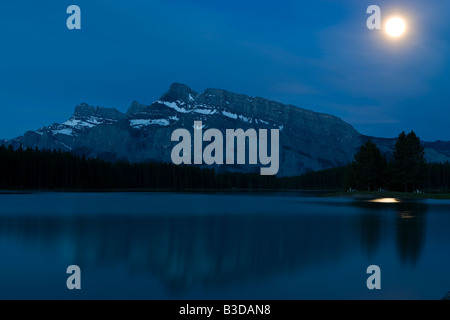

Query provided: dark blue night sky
[1,0,450,141]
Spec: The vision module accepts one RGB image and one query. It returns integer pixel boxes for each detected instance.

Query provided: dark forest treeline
[288,131,450,193]
[1,143,450,192]
[278,166,348,190]
[286,131,450,193]
[279,162,450,193]
[424,162,450,192]
[0,145,213,190]
[0,145,277,190]
[345,131,446,193]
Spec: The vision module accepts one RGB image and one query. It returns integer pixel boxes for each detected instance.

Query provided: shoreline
[1,188,450,200]
[321,191,450,200]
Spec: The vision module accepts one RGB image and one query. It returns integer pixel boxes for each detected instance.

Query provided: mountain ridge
[2,83,450,176]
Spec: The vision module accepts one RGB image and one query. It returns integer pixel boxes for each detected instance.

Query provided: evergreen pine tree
[392,131,426,192]
[352,140,386,191]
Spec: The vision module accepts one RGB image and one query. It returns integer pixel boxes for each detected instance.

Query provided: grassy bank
[322,190,450,200]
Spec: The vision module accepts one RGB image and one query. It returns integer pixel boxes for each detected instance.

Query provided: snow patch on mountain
[239,115,252,123]
[57,141,72,150]
[156,98,275,128]
[193,123,206,130]
[158,101,190,113]
[130,119,170,128]
[222,110,238,119]
[52,128,74,136]
[62,115,119,131]
[194,108,216,115]
[63,119,95,128]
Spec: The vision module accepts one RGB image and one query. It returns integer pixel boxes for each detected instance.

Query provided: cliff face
[3,83,450,176]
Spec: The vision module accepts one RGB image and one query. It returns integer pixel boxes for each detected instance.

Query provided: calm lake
[0,192,449,300]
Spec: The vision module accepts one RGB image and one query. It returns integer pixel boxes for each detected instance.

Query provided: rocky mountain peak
[159,83,198,103]
[3,83,450,176]
[73,103,92,117]
[197,88,282,118]
[197,88,233,106]
[73,103,123,121]
[126,101,147,116]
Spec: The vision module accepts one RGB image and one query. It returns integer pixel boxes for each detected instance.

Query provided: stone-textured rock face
[3,83,450,176]
[73,103,124,121]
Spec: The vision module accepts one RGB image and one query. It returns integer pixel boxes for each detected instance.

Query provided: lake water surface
[0,192,449,299]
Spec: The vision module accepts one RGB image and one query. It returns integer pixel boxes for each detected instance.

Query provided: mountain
[2,82,450,176]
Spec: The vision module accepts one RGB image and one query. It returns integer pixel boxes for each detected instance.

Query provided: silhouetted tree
[392,131,426,192]
[351,140,387,191]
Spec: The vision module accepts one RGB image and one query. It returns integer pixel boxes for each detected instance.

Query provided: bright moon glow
[385,17,406,37]
[369,198,401,204]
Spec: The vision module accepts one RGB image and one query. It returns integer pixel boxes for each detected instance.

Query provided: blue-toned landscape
[2,1,450,302]
[0,192,448,300]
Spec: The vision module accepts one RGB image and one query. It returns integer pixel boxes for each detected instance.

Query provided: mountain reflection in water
[0,196,428,294]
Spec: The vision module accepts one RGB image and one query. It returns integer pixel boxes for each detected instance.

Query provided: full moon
[385,17,406,37]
